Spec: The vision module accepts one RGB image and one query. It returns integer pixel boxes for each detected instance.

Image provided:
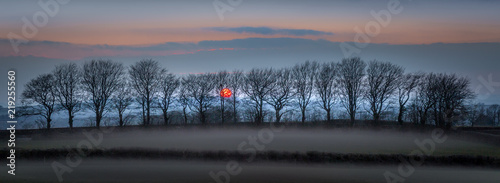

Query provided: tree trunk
[201,112,206,125]
[47,118,51,129]
[233,98,237,123]
[119,112,124,126]
[349,104,356,126]
[420,110,427,126]
[398,105,404,125]
[183,107,188,125]
[221,98,224,124]
[275,109,281,123]
[141,103,146,126]
[146,100,151,126]
[373,113,380,125]
[326,109,331,122]
[258,100,263,125]
[96,113,101,128]
[301,109,306,124]
[350,113,355,127]
[68,110,73,129]
[163,110,168,125]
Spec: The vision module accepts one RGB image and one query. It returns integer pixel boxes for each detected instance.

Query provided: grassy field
[1,159,500,183]
[2,126,499,182]
[12,127,500,157]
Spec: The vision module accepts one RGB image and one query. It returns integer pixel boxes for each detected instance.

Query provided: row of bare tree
[22,57,480,129]
[464,103,500,127]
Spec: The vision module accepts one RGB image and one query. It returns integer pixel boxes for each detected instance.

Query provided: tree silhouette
[182,73,216,124]
[82,59,124,128]
[396,72,422,124]
[266,68,294,123]
[129,59,165,126]
[111,79,133,127]
[228,70,244,123]
[293,61,319,123]
[365,60,404,123]
[22,74,56,129]
[315,62,338,122]
[338,57,366,126]
[158,72,180,125]
[243,68,275,124]
[53,63,82,129]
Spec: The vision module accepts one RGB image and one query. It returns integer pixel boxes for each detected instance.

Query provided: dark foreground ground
[1,125,499,182]
[2,159,500,183]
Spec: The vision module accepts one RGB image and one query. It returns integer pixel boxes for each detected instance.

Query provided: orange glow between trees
[220,88,232,98]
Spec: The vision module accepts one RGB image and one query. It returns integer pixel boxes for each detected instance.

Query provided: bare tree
[243,68,275,124]
[396,72,422,124]
[413,73,474,127]
[228,70,243,123]
[266,68,294,123]
[177,88,190,124]
[314,62,338,122]
[491,104,500,126]
[52,63,81,129]
[182,73,216,124]
[215,71,229,124]
[414,73,439,126]
[365,60,404,123]
[22,74,56,129]
[467,103,484,127]
[337,57,366,126]
[485,105,498,126]
[293,61,319,123]
[82,59,124,128]
[496,105,500,126]
[434,73,474,127]
[158,72,180,125]
[111,80,133,127]
[129,59,166,126]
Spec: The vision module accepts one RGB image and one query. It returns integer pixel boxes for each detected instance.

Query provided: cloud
[210,27,334,36]
[0,38,335,60]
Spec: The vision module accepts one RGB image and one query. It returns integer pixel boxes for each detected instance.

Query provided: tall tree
[228,70,243,123]
[158,72,180,125]
[129,59,166,126]
[337,57,366,126]
[82,59,124,128]
[52,63,81,129]
[111,80,133,127]
[243,68,275,124]
[434,73,475,127]
[22,74,57,129]
[414,73,439,126]
[266,68,294,123]
[365,60,404,123]
[216,71,229,124]
[177,88,190,125]
[467,103,484,127]
[396,72,422,124]
[183,74,216,124]
[292,61,319,123]
[485,105,499,126]
[314,62,338,122]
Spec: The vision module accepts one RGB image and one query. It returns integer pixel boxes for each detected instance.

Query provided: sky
[1,0,500,105]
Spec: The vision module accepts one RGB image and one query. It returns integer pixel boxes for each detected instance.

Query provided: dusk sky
[1,0,500,105]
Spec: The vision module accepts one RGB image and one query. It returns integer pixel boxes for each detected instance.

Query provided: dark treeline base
[0,120,469,137]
